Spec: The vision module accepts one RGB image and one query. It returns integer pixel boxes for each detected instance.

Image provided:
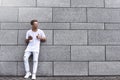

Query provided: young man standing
[23,20,46,79]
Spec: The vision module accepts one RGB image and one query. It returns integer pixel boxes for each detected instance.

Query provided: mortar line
[70,0,71,8]
[70,45,71,61]
[3,22,120,24]
[1,6,120,9]
[88,61,89,76]
[1,61,120,62]
[52,30,54,45]
[36,0,37,7]
[52,61,54,76]
[2,44,120,46]
[87,30,89,45]
[17,61,18,76]
[86,8,88,23]
[17,30,19,46]
[52,8,53,22]
[104,0,105,8]
[105,45,106,61]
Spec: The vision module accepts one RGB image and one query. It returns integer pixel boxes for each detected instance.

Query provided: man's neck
[32,28,38,32]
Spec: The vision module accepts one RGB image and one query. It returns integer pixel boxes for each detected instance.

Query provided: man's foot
[32,74,36,80]
[24,72,31,78]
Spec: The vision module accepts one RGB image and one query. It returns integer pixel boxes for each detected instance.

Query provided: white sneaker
[32,74,36,80]
[24,72,31,78]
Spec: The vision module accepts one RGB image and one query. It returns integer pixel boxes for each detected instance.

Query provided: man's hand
[40,37,46,42]
[36,34,42,40]
[36,34,46,42]
[28,36,33,40]
[25,36,33,45]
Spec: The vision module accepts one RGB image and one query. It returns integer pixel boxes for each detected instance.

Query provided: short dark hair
[30,19,38,25]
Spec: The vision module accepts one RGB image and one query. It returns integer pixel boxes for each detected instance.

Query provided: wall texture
[0,0,120,76]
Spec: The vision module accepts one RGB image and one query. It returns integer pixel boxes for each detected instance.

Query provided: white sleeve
[41,30,46,38]
[26,31,29,39]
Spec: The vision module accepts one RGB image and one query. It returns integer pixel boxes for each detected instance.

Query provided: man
[23,19,46,79]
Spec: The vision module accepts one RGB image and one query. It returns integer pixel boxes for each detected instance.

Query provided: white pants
[23,51,39,74]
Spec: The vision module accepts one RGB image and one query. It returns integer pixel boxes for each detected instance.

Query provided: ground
[0,76,120,80]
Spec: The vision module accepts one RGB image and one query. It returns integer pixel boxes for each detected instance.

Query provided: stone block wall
[0,0,120,76]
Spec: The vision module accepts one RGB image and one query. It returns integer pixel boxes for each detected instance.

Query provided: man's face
[33,22,38,29]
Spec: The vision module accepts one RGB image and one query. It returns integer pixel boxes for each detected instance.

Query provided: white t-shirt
[25,29,46,53]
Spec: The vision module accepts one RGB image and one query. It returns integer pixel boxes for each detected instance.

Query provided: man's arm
[41,30,46,42]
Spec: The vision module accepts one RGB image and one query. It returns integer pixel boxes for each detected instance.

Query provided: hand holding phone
[36,34,42,40]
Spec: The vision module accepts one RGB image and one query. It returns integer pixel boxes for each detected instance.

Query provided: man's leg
[23,51,32,74]
[32,51,39,79]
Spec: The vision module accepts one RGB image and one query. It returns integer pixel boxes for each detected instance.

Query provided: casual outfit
[23,29,46,79]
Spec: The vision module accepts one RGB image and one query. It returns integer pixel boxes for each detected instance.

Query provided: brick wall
[0,0,120,76]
